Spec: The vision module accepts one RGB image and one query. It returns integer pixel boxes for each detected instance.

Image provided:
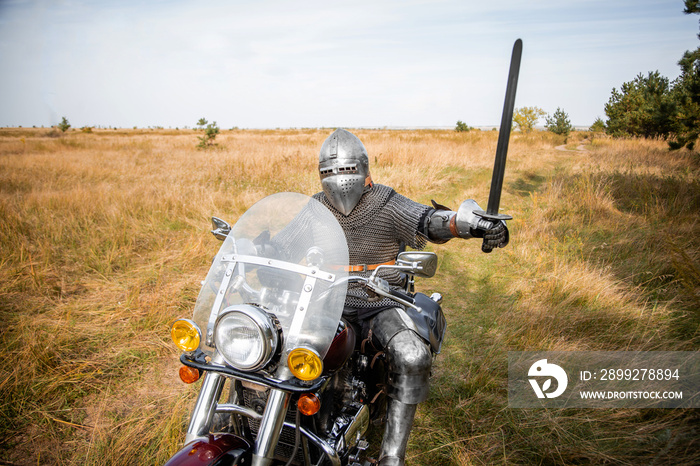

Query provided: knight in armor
[314,129,508,465]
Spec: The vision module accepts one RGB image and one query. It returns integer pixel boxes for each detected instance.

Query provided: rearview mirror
[396,251,438,278]
[211,217,232,241]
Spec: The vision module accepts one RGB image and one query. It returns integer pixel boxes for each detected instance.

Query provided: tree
[604,71,676,139]
[513,106,546,133]
[455,120,472,132]
[196,118,208,128]
[57,116,71,132]
[197,120,220,149]
[590,117,606,132]
[545,107,573,136]
[669,1,700,150]
[601,4,700,149]
[669,50,700,149]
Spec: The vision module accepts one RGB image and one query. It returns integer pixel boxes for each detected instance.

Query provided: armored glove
[456,199,509,252]
[470,218,509,252]
[427,199,509,251]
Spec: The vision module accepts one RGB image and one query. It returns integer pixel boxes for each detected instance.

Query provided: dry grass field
[1,127,698,465]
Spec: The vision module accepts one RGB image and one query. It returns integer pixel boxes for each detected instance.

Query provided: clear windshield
[192,193,349,360]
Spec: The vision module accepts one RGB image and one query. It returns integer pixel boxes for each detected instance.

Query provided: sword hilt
[473,210,513,222]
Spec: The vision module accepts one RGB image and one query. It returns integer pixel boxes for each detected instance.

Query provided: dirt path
[555,144,587,152]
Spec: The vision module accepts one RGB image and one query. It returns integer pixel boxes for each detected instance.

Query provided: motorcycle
[165,192,446,466]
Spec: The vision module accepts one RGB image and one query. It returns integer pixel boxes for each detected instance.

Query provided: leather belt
[341,260,395,273]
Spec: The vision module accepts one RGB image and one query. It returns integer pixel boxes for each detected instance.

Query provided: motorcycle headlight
[214,305,279,371]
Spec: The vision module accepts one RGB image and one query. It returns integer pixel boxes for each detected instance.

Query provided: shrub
[590,117,606,132]
[455,120,473,132]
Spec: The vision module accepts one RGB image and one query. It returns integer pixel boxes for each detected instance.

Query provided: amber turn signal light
[179,365,201,384]
[297,393,321,416]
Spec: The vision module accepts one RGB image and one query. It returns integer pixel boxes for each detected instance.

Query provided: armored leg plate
[369,308,433,404]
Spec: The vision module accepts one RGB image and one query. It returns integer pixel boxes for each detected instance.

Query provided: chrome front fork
[251,388,292,466]
[251,365,293,466]
[185,358,293,466]
[185,368,226,444]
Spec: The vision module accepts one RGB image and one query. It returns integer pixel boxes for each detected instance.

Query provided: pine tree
[604,71,676,139]
[57,116,71,132]
[196,120,220,149]
[545,108,574,136]
[669,1,700,150]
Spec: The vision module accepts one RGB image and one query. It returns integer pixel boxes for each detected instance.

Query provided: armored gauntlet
[427,199,509,250]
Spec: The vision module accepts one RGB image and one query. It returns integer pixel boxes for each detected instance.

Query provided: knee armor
[369,308,433,404]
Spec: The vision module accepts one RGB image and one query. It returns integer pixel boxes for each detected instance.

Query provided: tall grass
[0,128,697,464]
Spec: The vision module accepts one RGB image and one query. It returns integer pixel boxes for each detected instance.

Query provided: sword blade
[482,38,522,220]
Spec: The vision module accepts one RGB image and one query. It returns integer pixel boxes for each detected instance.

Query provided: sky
[0,0,698,129]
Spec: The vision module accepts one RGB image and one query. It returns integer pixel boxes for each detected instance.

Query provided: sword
[474,38,522,252]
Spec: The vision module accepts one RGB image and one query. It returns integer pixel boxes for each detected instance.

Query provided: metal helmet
[318,129,372,216]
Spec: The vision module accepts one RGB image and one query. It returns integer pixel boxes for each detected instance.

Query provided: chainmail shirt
[313,184,433,320]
